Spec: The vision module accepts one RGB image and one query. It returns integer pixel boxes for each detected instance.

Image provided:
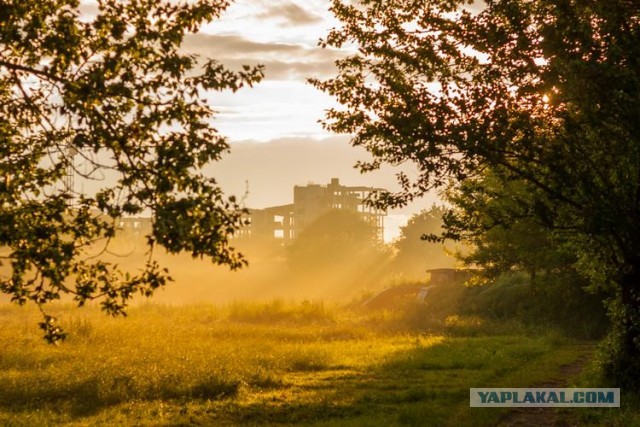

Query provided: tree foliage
[392,205,454,278]
[287,209,383,273]
[0,0,263,342]
[445,171,576,285]
[316,0,640,386]
[286,209,390,297]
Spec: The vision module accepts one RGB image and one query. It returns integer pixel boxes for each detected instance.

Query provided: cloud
[255,2,323,26]
[213,136,378,209]
[82,1,339,80]
[184,34,301,56]
[78,1,99,17]
[182,33,344,80]
[466,1,488,13]
[209,58,338,80]
[210,136,433,214]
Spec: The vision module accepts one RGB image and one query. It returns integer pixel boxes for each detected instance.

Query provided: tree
[287,210,390,292]
[445,170,576,286]
[446,170,610,338]
[392,205,455,279]
[0,0,263,342]
[287,210,380,269]
[315,0,640,386]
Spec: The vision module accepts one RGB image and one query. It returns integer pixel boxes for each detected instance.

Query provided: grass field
[0,300,616,426]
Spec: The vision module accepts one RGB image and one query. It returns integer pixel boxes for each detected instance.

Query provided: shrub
[460,272,609,339]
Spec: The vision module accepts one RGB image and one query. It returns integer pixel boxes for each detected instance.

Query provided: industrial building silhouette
[113,178,386,243]
[246,178,386,242]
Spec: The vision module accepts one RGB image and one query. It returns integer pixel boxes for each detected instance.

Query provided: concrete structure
[245,204,295,241]
[246,178,386,242]
[116,216,153,237]
[109,178,386,243]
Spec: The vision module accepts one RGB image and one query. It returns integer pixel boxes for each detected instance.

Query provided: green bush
[460,272,609,339]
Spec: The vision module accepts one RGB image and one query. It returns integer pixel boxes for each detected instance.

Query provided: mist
[100,207,458,306]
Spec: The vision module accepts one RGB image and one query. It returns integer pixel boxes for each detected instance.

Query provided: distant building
[110,178,386,243]
[116,217,152,237]
[246,178,386,242]
[245,204,295,241]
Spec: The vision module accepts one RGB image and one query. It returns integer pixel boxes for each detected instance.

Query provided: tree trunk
[603,264,640,389]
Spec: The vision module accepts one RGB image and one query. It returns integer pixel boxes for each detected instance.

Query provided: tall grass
[0,298,601,426]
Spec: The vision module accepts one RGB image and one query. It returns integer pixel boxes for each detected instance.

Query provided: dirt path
[498,343,596,427]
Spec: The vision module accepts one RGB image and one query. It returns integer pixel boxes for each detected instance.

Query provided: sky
[183,0,443,241]
[79,0,442,241]
[189,0,344,141]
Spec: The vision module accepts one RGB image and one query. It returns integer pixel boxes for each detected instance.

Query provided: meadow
[0,298,623,426]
